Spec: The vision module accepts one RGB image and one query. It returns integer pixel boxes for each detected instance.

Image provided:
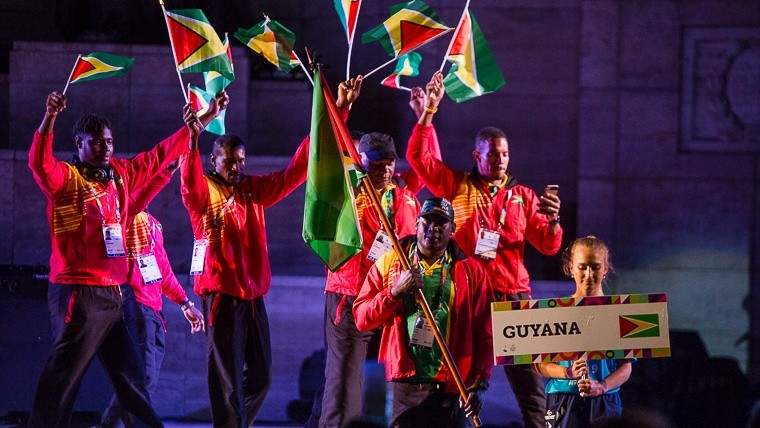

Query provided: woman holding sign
[532,236,634,428]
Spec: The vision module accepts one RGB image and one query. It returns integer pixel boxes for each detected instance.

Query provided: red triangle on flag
[448,14,471,56]
[398,20,447,55]
[619,316,638,337]
[70,58,96,82]
[167,16,209,65]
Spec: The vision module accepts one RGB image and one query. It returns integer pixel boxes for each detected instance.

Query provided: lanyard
[477,187,512,230]
[86,180,120,225]
[382,187,396,230]
[409,243,450,312]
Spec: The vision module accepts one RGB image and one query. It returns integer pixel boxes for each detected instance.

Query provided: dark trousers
[99,286,167,428]
[30,284,163,428]
[388,382,466,428]
[205,293,272,428]
[545,393,622,428]
[306,292,378,428]
[497,291,547,428]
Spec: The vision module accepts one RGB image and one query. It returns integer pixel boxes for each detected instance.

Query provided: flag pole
[345,0,363,80]
[159,0,189,103]
[294,52,315,87]
[439,0,471,72]
[358,176,482,428]
[363,28,453,79]
[62,54,81,95]
[320,71,481,427]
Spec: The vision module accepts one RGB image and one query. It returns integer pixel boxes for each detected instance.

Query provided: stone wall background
[0,0,759,424]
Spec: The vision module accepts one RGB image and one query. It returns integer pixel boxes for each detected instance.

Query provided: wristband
[180,300,195,311]
[424,106,438,114]
[565,365,573,379]
[549,215,560,226]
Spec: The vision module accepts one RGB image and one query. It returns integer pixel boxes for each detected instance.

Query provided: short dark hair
[475,126,507,150]
[73,114,111,139]
[212,134,245,155]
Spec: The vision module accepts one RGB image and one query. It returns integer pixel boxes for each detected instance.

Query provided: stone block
[577,178,615,245]
[579,89,617,177]
[680,27,760,153]
[581,0,619,88]
[0,151,13,264]
[619,1,680,89]
[619,90,755,179]
[615,179,750,270]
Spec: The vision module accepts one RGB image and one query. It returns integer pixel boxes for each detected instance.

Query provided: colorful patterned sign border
[494,347,671,366]
[492,293,667,312]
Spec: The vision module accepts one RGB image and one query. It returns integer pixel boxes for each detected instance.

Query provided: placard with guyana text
[492,293,670,366]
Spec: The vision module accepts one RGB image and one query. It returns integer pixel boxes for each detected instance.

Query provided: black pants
[545,393,622,428]
[388,382,466,428]
[205,293,272,428]
[306,292,379,428]
[98,285,167,428]
[496,291,547,428]
[30,284,162,428]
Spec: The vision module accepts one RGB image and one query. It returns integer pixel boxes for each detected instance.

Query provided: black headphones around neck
[73,156,114,184]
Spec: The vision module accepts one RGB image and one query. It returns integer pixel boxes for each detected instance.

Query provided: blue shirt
[545,359,635,395]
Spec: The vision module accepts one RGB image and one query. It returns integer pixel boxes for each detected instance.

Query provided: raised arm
[180,104,210,214]
[29,92,69,197]
[406,72,462,199]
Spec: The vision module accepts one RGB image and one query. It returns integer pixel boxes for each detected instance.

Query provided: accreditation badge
[190,238,207,275]
[102,223,126,257]
[410,315,435,349]
[137,253,162,285]
[367,230,393,262]
[474,228,499,260]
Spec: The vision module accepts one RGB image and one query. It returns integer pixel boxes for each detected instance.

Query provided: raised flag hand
[184,103,203,148]
[46,92,67,116]
[424,71,444,110]
[409,87,427,119]
[337,75,363,108]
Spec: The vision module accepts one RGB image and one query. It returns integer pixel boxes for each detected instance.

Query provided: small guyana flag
[164,8,233,79]
[442,9,505,103]
[67,52,135,85]
[619,314,661,338]
[235,17,299,73]
[381,52,422,89]
[362,0,451,58]
[335,0,362,43]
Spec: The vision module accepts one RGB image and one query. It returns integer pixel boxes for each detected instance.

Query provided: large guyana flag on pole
[164,8,233,79]
[442,9,505,102]
[303,69,362,271]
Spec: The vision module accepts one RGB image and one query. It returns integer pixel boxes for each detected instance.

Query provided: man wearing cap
[353,197,493,427]
[406,71,563,428]
[308,131,422,428]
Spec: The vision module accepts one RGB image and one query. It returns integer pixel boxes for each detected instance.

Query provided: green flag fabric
[302,70,363,271]
[443,9,505,102]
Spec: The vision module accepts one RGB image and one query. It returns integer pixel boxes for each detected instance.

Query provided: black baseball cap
[419,197,455,222]
[358,132,397,161]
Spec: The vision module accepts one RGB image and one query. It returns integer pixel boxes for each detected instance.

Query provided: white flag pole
[160,0,188,103]
[62,54,81,95]
[438,0,471,72]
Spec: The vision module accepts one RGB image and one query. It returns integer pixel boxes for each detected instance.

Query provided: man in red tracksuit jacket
[28,91,218,427]
[353,197,493,427]
[180,77,361,427]
[405,72,564,428]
